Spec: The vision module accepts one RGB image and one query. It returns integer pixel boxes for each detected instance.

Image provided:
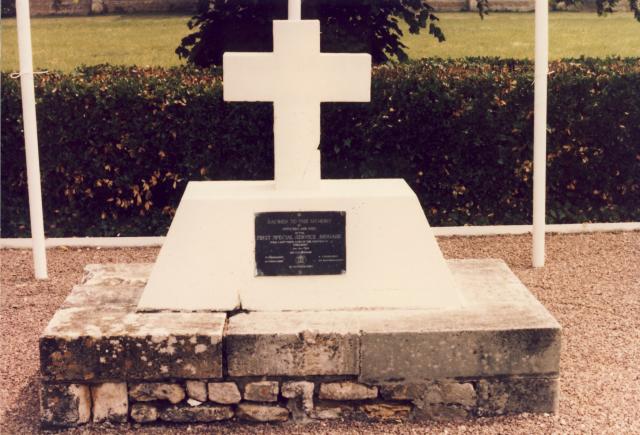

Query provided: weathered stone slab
[40,307,129,381]
[361,328,559,382]
[40,306,225,381]
[91,382,129,423]
[61,285,144,309]
[358,260,561,382]
[82,263,152,287]
[160,405,234,422]
[126,311,226,380]
[226,311,359,376]
[40,383,91,427]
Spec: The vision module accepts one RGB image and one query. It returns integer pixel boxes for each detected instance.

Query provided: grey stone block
[359,260,561,382]
[361,328,559,382]
[40,383,91,427]
[226,311,359,376]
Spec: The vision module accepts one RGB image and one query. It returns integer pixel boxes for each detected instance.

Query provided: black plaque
[255,211,346,276]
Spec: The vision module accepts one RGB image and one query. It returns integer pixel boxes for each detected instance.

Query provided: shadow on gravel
[1,371,41,433]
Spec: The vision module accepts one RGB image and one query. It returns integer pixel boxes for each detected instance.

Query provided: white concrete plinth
[137,179,464,312]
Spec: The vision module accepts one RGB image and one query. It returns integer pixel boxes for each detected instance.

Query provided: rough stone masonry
[39,261,560,427]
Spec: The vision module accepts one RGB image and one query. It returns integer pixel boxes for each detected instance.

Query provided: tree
[176,0,445,67]
[176,0,638,69]
[1,0,16,17]
[581,0,639,20]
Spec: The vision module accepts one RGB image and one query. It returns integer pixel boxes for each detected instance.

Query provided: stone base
[39,260,560,427]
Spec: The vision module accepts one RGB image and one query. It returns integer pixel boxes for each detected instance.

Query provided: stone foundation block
[91,382,128,423]
[185,380,208,402]
[208,382,241,404]
[39,260,561,427]
[244,381,279,402]
[129,383,185,404]
[319,381,378,400]
[359,260,561,383]
[130,403,159,423]
[160,405,234,422]
[379,383,427,400]
[40,383,91,427]
[236,403,289,422]
[226,312,359,376]
[282,381,314,415]
[425,381,477,407]
[476,376,559,415]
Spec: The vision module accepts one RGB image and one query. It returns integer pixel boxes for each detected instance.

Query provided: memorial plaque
[255,211,346,276]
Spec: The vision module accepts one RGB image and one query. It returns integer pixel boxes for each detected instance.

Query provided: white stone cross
[223,1,371,189]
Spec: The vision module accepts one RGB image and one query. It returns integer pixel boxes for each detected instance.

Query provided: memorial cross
[223,0,371,189]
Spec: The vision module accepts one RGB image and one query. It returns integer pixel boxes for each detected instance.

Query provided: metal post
[532,0,549,268]
[15,0,48,279]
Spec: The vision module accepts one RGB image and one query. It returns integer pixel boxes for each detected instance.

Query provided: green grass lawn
[1,12,639,72]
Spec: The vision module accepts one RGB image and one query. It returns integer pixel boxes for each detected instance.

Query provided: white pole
[532,0,549,268]
[288,0,301,20]
[15,0,48,279]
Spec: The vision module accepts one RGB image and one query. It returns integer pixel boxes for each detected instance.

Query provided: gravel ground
[1,232,639,434]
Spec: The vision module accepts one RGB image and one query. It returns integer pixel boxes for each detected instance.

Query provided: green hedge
[2,58,639,237]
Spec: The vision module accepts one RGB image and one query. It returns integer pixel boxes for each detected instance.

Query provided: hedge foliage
[2,58,639,237]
